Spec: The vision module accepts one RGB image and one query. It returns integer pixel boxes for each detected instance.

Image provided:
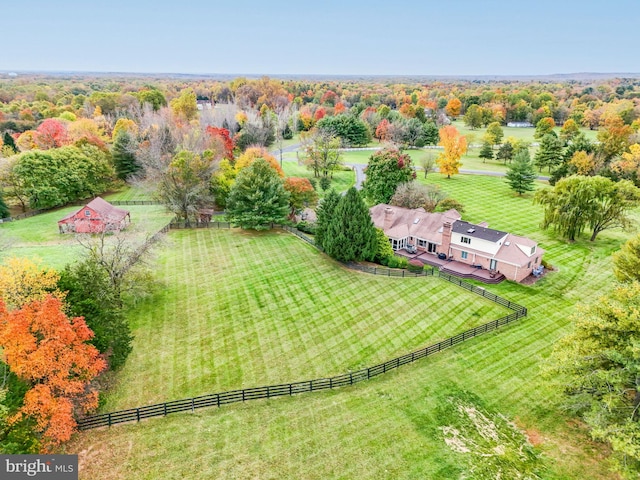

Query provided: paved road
[273,144,550,184]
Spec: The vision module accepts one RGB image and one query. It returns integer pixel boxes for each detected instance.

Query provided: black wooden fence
[73,222,527,430]
[78,306,525,430]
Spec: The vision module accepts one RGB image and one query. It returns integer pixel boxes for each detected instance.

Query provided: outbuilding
[58,197,130,234]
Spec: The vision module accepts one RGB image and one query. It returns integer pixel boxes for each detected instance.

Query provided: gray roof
[452,220,507,243]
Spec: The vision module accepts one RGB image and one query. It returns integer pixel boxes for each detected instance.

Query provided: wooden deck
[397,251,506,284]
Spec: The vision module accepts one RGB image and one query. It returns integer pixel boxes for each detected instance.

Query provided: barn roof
[58,197,129,223]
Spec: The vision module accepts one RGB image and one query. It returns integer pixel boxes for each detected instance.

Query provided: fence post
[136,408,140,422]
[289,384,292,396]
[108,413,112,427]
[164,403,167,416]
[191,398,195,413]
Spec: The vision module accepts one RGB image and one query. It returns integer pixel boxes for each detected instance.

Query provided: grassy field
[100,228,510,410]
[66,171,634,479]
[450,119,599,143]
[0,205,174,270]
[281,155,355,195]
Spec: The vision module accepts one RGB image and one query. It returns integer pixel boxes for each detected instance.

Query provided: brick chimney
[440,221,452,257]
[383,207,394,231]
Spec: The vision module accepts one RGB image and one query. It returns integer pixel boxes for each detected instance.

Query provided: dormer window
[531,245,536,255]
[461,236,471,244]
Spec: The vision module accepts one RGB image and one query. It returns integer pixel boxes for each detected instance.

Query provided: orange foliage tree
[0,296,106,451]
[437,126,467,178]
[445,98,462,119]
[283,177,318,220]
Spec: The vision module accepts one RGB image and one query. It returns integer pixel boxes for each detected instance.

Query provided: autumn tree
[283,177,318,221]
[560,119,580,143]
[534,117,556,140]
[505,149,537,195]
[463,104,483,129]
[301,131,342,179]
[155,150,216,226]
[445,98,462,119]
[34,119,68,150]
[235,146,284,177]
[390,182,447,211]
[170,88,198,121]
[0,257,62,310]
[437,126,467,178]
[485,122,504,146]
[613,234,640,283]
[324,187,377,262]
[548,282,640,478]
[363,148,414,204]
[0,296,106,451]
[598,116,633,161]
[226,158,290,230]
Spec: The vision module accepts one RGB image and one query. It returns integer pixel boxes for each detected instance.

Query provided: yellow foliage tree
[569,151,598,176]
[437,126,467,178]
[445,98,462,119]
[112,118,138,140]
[0,258,63,310]
[611,143,640,178]
[235,147,284,177]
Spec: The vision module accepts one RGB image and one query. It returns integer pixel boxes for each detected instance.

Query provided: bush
[407,259,424,272]
[319,176,332,191]
[386,255,408,269]
[296,221,316,234]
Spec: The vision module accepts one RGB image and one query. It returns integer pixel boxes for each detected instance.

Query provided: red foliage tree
[283,177,318,220]
[0,296,106,451]
[313,107,326,121]
[35,119,68,149]
[206,126,235,160]
[375,119,391,141]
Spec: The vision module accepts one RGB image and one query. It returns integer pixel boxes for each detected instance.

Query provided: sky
[3,0,638,76]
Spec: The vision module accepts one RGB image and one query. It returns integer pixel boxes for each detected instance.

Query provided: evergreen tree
[505,150,537,195]
[2,132,17,154]
[58,260,133,370]
[226,158,289,230]
[314,189,340,251]
[534,133,564,172]
[0,190,9,219]
[324,187,377,262]
[496,142,514,164]
[478,142,494,163]
[112,130,140,180]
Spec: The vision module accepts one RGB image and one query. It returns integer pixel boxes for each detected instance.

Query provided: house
[370,204,544,283]
[506,121,534,128]
[58,197,130,234]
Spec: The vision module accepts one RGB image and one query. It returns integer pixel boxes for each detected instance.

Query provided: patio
[396,251,506,284]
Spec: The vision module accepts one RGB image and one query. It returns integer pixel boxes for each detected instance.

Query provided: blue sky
[3,0,637,75]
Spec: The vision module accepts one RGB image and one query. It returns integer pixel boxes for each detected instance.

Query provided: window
[530,245,536,255]
[417,239,427,247]
[527,261,531,268]
[535,257,539,264]
[461,251,468,259]
[461,236,471,244]
[84,210,91,217]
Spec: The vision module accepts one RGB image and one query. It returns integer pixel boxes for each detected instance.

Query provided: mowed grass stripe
[103,228,511,410]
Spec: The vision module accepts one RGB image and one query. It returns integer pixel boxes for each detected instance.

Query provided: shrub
[296,221,316,234]
[408,259,424,272]
[387,255,408,269]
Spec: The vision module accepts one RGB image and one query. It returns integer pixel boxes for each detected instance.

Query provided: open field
[281,155,356,195]
[0,204,174,269]
[450,119,599,143]
[101,228,510,410]
[67,171,636,479]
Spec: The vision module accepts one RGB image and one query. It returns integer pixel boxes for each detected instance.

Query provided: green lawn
[63,171,636,479]
[0,205,174,270]
[281,155,355,196]
[101,228,510,411]
[102,185,155,202]
[450,119,599,143]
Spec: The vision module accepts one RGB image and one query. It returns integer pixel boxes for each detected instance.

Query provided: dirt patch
[513,417,544,446]
[520,265,555,285]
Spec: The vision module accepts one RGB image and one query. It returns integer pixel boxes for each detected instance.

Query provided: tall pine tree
[314,189,340,251]
[0,189,9,219]
[112,130,139,180]
[226,158,289,230]
[324,187,377,262]
[534,133,563,173]
[505,150,537,195]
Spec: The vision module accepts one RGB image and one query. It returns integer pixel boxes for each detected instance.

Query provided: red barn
[58,197,130,234]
